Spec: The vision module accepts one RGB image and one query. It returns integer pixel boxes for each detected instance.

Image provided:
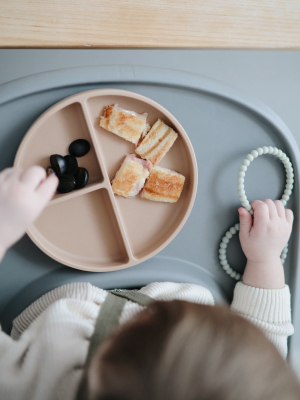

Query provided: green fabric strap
[76,289,154,400]
[110,289,154,307]
[86,292,127,366]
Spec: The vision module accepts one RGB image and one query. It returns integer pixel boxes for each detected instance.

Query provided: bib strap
[76,289,154,400]
[110,289,154,307]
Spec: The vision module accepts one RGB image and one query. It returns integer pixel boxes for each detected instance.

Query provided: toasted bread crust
[100,105,149,144]
[140,166,185,203]
[135,119,178,165]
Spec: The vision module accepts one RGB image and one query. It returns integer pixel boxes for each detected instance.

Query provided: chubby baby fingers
[285,209,294,225]
[0,167,23,181]
[262,199,278,219]
[251,200,270,219]
[274,200,285,218]
[20,166,46,190]
[36,174,58,203]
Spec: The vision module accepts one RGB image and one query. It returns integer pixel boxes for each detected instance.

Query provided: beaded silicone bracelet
[219,146,294,281]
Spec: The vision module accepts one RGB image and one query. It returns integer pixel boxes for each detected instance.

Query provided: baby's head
[87,301,300,400]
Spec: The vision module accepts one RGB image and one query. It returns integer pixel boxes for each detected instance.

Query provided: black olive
[57,174,76,193]
[46,166,55,177]
[69,139,90,157]
[74,168,89,189]
[50,154,67,176]
[64,155,78,175]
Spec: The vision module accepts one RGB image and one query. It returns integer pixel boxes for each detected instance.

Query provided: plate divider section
[80,99,135,263]
[48,181,105,207]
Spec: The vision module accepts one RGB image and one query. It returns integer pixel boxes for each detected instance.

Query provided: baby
[0,166,299,400]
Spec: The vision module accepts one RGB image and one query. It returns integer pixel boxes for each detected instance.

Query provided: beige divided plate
[14,89,198,272]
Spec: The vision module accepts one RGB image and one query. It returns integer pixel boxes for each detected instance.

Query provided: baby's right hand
[238,199,293,264]
[0,166,58,258]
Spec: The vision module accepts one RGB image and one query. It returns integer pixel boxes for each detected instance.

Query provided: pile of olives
[47,139,91,194]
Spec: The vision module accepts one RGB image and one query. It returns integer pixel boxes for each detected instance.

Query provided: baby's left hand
[0,166,58,259]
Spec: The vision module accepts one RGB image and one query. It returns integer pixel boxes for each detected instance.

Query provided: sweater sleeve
[230,282,294,358]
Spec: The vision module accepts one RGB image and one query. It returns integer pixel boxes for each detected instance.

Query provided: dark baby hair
[87,300,300,400]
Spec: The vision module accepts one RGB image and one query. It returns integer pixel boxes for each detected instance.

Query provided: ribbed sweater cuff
[231,282,291,325]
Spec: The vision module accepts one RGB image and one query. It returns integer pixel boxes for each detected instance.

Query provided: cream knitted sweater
[0,281,294,400]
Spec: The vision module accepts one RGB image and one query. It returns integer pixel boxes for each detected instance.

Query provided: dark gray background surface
[0,50,299,374]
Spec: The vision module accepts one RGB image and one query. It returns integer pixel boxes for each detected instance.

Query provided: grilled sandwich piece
[100,104,150,145]
[135,119,178,166]
[111,154,153,198]
[140,166,185,203]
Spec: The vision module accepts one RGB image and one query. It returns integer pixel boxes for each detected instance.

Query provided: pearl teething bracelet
[219,146,294,281]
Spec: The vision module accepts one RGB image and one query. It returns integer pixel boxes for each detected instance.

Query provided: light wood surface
[0,0,300,48]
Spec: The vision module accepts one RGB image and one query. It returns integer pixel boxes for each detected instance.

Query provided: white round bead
[246,154,254,162]
[251,150,258,158]
[268,146,274,154]
[277,150,282,157]
[238,189,246,196]
[284,189,292,196]
[220,259,228,266]
[280,154,287,161]
[235,223,240,231]
[245,204,252,211]
[286,183,293,190]
[250,209,254,215]
[225,231,233,239]
[239,195,247,202]
[223,264,230,271]
[230,227,237,234]
[237,183,244,190]
[237,177,244,184]
[235,273,241,280]
[238,171,245,177]
[222,237,229,244]
[287,173,294,179]
[220,243,227,249]
[262,146,269,154]
[282,194,289,201]
[226,267,233,274]
[219,254,227,260]
[287,178,294,184]
[230,271,237,278]
[241,201,250,208]
[239,165,247,172]
[272,147,278,155]
[242,159,250,167]
[219,248,226,254]
[256,147,263,155]
[281,199,287,206]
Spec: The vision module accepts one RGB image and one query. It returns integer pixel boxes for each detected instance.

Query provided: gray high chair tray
[0,64,299,371]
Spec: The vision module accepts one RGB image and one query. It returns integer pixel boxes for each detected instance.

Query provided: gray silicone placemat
[0,62,299,372]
